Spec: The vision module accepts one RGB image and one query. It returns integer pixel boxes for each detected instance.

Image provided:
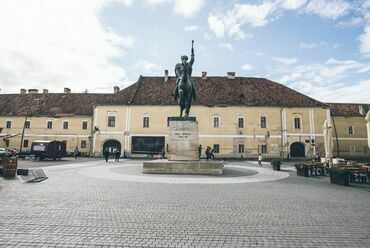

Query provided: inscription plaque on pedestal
[167,117,199,161]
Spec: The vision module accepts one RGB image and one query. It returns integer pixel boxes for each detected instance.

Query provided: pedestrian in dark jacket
[205,146,211,160]
[104,149,110,162]
[115,150,121,162]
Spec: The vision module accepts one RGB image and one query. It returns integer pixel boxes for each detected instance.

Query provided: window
[260,116,267,128]
[350,146,356,155]
[81,140,87,149]
[82,121,88,130]
[6,121,11,128]
[108,116,115,127]
[213,144,220,153]
[143,116,149,128]
[294,117,301,129]
[23,140,29,148]
[213,116,220,128]
[63,121,69,129]
[348,125,354,135]
[261,145,267,154]
[25,121,30,129]
[238,117,244,128]
[47,121,52,129]
[238,144,245,153]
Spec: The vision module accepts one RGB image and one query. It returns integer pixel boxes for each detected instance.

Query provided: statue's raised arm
[190,40,194,66]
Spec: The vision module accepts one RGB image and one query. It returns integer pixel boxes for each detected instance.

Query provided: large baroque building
[0,74,369,159]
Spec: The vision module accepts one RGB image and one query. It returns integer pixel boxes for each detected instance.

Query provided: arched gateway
[103,139,121,153]
[290,142,305,157]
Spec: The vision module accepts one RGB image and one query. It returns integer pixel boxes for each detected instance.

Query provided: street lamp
[19,98,46,154]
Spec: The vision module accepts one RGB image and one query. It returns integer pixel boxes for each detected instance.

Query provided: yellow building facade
[0,77,368,160]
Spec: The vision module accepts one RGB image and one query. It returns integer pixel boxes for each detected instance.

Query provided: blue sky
[0,0,369,103]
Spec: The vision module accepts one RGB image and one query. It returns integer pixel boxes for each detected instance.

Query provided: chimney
[164,70,169,82]
[202,71,207,79]
[64,88,71,94]
[227,72,236,79]
[20,89,26,94]
[114,86,120,94]
[43,89,49,94]
[28,89,39,94]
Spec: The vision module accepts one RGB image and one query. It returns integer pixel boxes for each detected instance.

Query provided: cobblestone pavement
[1,159,370,247]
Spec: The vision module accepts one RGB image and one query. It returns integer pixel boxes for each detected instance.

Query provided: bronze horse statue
[173,41,196,117]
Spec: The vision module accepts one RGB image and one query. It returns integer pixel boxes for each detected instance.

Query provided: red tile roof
[128,76,328,108]
[0,76,329,117]
[326,103,370,117]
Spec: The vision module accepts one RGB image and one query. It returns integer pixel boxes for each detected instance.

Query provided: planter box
[1,157,18,179]
[297,168,309,177]
[272,164,281,171]
[330,175,349,186]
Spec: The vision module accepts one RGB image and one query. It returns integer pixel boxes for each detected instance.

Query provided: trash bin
[1,157,18,179]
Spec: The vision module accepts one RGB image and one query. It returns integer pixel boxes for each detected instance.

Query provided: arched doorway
[103,139,121,153]
[290,142,305,157]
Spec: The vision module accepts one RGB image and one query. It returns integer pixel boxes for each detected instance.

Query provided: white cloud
[145,0,205,18]
[280,0,308,10]
[305,0,350,19]
[133,60,162,73]
[0,0,135,93]
[208,14,225,38]
[241,64,252,71]
[184,25,200,32]
[359,25,370,57]
[299,41,339,49]
[173,0,205,18]
[218,43,234,50]
[273,57,297,65]
[337,16,363,27]
[273,58,370,103]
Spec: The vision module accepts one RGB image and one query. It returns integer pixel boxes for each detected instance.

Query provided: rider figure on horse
[173,42,196,103]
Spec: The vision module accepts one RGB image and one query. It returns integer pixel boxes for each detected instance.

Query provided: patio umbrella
[366,111,370,150]
[323,119,333,165]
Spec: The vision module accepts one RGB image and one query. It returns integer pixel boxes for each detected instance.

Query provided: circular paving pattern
[78,162,289,184]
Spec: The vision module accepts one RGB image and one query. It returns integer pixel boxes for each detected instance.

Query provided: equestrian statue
[173,40,196,117]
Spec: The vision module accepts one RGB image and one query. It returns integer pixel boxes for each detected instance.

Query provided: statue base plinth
[167,117,199,161]
[143,159,223,175]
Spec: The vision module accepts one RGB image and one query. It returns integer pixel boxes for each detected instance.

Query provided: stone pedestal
[167,117,199,161]
[143,117,223,175]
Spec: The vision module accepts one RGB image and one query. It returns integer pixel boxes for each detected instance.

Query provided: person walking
[198,144,202,159]
[210,147,215,160]
[205,146,211,160]
[104,148,110,162]
[74,147,79,159]
[258,153,262,167]
[115,149,121,162]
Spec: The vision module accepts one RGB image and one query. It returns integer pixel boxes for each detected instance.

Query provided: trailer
[31,140,67,160]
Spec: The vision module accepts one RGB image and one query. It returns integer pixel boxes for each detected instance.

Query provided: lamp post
[19,98,45,153]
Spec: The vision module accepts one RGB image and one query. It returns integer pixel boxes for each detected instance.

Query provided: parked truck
[31,140,67,160]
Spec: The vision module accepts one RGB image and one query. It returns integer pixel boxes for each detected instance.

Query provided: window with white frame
[25,121,30,129]
[143,116,150,128]
[82,121,88,130]
[349,146,356,155]
[348,125,354,135]
[260,116,267,128]
[6,120,11,128]
[47,121,52,129]
[213,144,220,153]
[294,117,301,129]
[81,140,87,149]
[213,116,220,128]
[108,116,115,127]
[261,145,267,154]
[238,117,245,128]
[63,121,69,129]
[238,144,245,153]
